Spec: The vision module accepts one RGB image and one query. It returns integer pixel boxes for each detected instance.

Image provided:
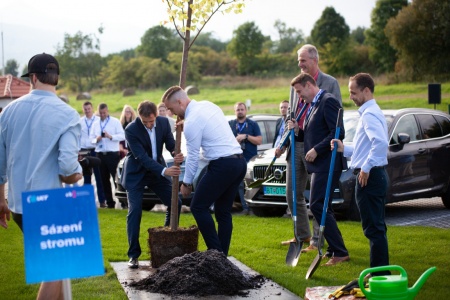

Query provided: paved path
[385,197,450,228]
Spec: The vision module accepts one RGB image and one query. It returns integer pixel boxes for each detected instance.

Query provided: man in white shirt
[80,101,106,207]
[92,103,125,208]
[162,86,247,256]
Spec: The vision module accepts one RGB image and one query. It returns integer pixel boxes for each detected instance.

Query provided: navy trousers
[126,173,182,259]
[309,171,349,257]
[356,167,390,273]
[190,156,247,256]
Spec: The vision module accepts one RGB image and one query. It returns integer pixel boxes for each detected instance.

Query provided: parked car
[115,114,279,210]
[244,108,450,220]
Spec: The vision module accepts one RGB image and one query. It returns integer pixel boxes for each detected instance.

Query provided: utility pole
[1,30,4,76]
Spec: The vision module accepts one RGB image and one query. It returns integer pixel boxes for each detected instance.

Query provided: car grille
[253,165,286,184]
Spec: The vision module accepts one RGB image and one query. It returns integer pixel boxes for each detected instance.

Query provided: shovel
[247,103,309,190]
[305,108,342,279]
[286,126,303,266]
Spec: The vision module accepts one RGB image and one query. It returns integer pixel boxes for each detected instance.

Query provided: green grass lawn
[67,78,450,117]
[1,209,449,299]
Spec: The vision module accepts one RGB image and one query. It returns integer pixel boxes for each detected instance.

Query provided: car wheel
[252,206,286,217]
[442,187,450,209]
[347,195,361,222]
[142,203,156,211]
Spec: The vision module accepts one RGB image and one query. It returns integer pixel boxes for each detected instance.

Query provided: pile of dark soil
[130,249,265,297]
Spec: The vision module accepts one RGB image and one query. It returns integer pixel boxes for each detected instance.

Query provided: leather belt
[218,154,244,160]
[353,166,385,175]
[98,151,119,155]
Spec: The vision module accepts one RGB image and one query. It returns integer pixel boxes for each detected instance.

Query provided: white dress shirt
[80,115,98,149]
[92,116,125,152]
[344,99,388,173]
[183,100,242,184]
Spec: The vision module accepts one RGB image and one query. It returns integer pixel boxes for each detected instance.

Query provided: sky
[0,0,377,73]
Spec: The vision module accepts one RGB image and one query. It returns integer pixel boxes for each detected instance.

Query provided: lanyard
[85,116,95,136]
[306,89,324,120]
[100,116,110,134]
[236,121,247,134]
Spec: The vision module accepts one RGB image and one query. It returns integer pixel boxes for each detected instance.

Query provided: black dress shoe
[128,258,139,269]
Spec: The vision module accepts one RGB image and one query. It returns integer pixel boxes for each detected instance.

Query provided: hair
[83,101,93,107]
[297,44,319,62]
[350,73,375,93]
[120,104,137,127]
[157,102,167,109]
[162,85,186,103]
[98,103,108,110]
[234,102,246,110]
[290,73,317,87]
[34,63,59,85]
[137,100,157,117]
[281,100,289,104]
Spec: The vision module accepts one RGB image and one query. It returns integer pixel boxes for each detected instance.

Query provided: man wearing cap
[0,53,83,299]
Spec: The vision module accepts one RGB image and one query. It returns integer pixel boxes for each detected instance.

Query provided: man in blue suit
[121,100,183,269]
[291,73,350,266]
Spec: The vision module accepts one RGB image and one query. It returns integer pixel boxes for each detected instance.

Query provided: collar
[358,99,376,116]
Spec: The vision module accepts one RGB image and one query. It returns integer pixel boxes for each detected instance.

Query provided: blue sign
[22,185,104,284]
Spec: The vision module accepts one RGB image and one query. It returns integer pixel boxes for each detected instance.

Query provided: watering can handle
[359,265,408,295]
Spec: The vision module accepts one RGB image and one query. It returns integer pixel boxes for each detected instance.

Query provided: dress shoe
[99,203,107,208]
[324,256,350,266]
[128,258,139,269]
[281,238,296,245]
[301,244,318,253]
[281,237,311,246]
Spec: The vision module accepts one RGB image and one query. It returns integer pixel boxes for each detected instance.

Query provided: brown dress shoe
[324,256,350,266]
[301,244,318,253]
[281,238,296,245]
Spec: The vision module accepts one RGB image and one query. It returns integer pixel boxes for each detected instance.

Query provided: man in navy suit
[291,73,350,266]
[121,100,183,269]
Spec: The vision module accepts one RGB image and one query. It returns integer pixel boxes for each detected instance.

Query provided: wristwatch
[182,182,193,189]
[246,134,248,139]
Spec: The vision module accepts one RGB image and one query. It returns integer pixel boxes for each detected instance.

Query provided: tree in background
[385,0,450,81]
[194,32,228,52]
[365,0,407,74]
[310,7,349,48]
[350,27,366,45]
[55,28,105,92]
[272,20,304,54]
[163,0,245,229]
[4,59,19,77]
[136,26,182,61]
[227,21,265,75]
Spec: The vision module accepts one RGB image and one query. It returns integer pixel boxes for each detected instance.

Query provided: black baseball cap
[21,53,60,77]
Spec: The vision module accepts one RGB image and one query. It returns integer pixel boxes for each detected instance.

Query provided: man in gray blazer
[281,44,342,254]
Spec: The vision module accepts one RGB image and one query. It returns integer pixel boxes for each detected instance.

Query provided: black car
[114,114,279,210]
[244,108,450,220]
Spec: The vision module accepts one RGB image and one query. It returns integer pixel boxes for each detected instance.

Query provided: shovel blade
[285,240,303,267]
[305,253,322,279]
[247,179,266,189]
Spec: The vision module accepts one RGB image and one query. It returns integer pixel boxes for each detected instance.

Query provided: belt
[353,166,385,175]
[218,154,244,160]
[98,151,119,155]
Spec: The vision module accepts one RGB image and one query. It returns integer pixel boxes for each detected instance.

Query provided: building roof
[0,75,31,100]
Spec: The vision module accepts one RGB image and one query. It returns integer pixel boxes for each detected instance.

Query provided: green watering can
[358,265,436,300]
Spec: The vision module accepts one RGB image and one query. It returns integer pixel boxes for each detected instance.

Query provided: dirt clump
[130,249,265,297]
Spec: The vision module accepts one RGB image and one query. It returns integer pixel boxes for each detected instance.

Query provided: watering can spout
[408,266,436,298]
